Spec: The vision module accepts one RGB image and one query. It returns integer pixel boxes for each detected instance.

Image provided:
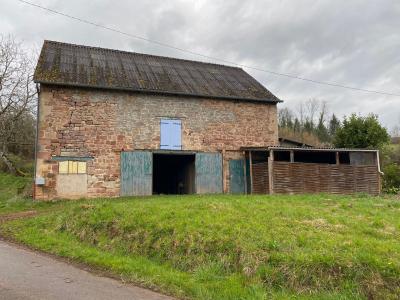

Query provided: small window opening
[339,152,350,164]
[59,161,87,174]
[294,151,336,164]
[251,151,268,163]
[275,151,291,162]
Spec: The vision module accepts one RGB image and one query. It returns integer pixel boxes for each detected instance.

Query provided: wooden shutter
[160,119,182,150]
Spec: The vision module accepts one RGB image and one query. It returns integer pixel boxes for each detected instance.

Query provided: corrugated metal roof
[34,40,281,103]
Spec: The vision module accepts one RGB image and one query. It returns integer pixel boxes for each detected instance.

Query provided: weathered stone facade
[34,85,278,200]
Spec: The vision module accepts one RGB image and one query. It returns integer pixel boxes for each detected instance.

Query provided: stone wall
[34,85,278,200]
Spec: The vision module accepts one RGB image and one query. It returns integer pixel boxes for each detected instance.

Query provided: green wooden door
[195,152,223,194]
[121,151,152,196]
[229,159,245,194]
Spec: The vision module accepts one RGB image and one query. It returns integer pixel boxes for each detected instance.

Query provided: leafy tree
[316,121,330,143]
[333,114,390,149]
[328,114,341,137]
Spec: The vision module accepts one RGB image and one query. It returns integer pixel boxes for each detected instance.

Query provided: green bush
[334,114,390,148]
[383,163,400,194]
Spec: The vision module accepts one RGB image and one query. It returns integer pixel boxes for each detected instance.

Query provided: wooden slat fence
[272,162,380,195]
[252,162,269,194]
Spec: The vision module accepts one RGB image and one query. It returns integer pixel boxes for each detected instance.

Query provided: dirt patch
[0,210,37,223]
[298,218,345,230]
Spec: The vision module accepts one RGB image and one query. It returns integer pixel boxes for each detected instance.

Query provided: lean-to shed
[238,147,382,195]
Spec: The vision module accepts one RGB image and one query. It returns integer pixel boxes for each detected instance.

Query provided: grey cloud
[2,0,399,128]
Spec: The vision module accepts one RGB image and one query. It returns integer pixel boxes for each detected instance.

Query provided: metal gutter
[241,146,379,153]
[33,83,40,200]
[376,151,384,175]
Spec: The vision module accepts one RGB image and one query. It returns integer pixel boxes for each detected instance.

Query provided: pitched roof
[34,40,280,103]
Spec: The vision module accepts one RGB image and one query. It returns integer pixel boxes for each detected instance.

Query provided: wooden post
[243,151,248,194]
[249,151,253,194]
[222,149,227,193]
[290,150,294,163]
[336,152,340,165]
[268,150,274,194]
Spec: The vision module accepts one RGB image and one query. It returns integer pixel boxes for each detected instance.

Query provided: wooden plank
[271,162,380,195]
[245,153,251,194]
[243,152,248,194]
[195,152,223,194]
[252,161,268,194]
[268,150,274,194]
[249,151,253,194]
[121,151,152,196]
[229,159,246,194]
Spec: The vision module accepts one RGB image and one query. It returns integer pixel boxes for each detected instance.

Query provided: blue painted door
[245,157,251,194]
[229,159,245,194]
[195,152,223,194]
[121,151,152,196]
[160,119,182,150]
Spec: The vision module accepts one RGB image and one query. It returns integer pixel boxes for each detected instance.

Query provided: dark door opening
[153,153,195,194]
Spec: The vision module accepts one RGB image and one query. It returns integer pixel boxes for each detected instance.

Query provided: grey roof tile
[34,40,280,103]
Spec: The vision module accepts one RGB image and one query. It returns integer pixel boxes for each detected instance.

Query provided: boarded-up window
[160,119,182,150]
[59,161,87,174]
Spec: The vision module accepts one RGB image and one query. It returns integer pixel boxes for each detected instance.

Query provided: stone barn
[33,41,280,200]
[33,41,382,200]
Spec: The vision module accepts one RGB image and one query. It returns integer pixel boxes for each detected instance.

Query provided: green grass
[0,172,61,216]
[0,172,37,214]
[0,154,34,175]
[0,173,399,299]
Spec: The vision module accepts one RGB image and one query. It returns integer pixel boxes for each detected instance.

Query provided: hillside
[1,189,399,299]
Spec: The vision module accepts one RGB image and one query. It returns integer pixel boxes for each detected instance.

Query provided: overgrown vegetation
[0,172,32,213]
[1,189,399,299]
[334,114,390,149]
[0,35,37,176]
[382,142,400,194]
[0,172,54,214]
[278,99,341,146]
[279,102,400,194]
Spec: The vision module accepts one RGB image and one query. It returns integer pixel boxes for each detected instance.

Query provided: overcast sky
[2,0,400,130]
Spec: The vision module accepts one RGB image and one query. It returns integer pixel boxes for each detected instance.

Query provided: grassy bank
[1,191,399,299]
[0,172,62,217]
[0,172,35,214]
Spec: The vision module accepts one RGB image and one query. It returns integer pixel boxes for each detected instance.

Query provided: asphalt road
[0,240,173,300]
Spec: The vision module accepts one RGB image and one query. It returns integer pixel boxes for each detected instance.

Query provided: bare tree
[391,126,400,138]
[0,35,37,175]
[391,115,400,137]
[305,99,320,126]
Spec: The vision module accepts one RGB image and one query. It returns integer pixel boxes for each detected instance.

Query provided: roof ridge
[43,40,244,71]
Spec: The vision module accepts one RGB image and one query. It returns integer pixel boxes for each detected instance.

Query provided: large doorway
[153,153,195,194]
